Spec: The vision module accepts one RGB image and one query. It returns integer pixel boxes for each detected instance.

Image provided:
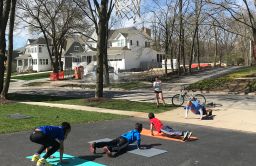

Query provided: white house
[15,36,85,73]
[16,38,52,72]
[74,27,165,74]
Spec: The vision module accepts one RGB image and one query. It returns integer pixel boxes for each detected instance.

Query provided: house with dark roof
[74,26,165,75]
[15,36,85,73]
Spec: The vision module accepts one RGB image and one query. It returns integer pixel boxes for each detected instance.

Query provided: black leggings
[30,131,60,159]
[94,136,129,152]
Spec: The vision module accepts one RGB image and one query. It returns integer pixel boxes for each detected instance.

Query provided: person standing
[153,76,166,107]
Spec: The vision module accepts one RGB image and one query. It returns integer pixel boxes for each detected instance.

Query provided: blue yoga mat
[26,152,106,166]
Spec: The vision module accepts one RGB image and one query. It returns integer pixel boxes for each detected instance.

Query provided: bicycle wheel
[194,94,206,104]
[172,94,185,106]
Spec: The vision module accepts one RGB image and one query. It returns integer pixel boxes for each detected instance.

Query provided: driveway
[1,118,255,166]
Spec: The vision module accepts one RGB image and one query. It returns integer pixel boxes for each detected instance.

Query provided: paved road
[1,118,255,166]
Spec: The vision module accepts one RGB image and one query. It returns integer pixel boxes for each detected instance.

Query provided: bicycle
[171,85,206,106]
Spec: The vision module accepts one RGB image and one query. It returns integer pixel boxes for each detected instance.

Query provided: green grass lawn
[8,93,176,113]
[11,72,50,80]
[0,103,126,134]
[188,66,256,91]
[59,82,152,90]
[51,98,174,113]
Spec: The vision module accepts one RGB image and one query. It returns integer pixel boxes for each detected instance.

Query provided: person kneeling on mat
[30,122,71,166]
[148,113,192,141]
[89,123,142,157]
[185,98,213,120]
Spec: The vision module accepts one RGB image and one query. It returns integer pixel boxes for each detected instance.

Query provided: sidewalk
[20,100,256,133]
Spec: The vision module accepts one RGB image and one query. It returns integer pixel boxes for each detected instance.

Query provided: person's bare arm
[59,141,64,163]
[150,123,154,136]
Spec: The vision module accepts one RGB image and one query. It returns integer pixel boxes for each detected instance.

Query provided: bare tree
[18,0,88,73]
[76,0,140,98]
[0,0,17,100]
[206,0,256,64]
[149,0,179,75]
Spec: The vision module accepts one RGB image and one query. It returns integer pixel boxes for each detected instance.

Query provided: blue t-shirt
[38,126,65,141]
[121,129,141,146]
[184,100,204,114]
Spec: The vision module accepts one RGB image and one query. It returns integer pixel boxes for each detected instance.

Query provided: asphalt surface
[1,118,256,166]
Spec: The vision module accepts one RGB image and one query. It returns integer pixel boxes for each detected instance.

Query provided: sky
[12,0,247,50]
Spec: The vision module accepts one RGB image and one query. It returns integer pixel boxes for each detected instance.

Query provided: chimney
[141,27,151,37]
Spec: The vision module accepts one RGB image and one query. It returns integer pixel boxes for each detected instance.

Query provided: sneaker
[187,131,193,140]
[182,131,188,141]
[103,146,112,157]
[31,154,40,162]
[36,158,52,166]
[89,142,96,154]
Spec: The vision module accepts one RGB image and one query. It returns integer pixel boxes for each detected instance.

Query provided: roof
[15,54,31,60]
[108,27,151,41]
[84,47,130,56]
[62,36,85,56]
[108,27,137,41]
[29,37,51,45]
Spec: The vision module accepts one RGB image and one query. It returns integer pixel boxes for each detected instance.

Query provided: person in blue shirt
[185,98,212,120]
[29,122,71,166]
[89,123,142,157]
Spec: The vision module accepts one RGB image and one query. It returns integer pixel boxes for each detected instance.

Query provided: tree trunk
[2,0,16,99]
[95,1,108,98]
[164,24,169,75]
[104,22,110,85]
[178,0,183,76]
[252,28,256,64]
[214,25,218,67]
[189,26,197,73]
[196,29,200,70]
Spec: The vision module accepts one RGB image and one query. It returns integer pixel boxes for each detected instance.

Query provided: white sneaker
[187,131,192,140]
[182,131,188,141]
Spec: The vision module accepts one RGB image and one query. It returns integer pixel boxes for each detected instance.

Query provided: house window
[130,40,132,45]
[74,46,79,52]
[118,39,125,47]
[145,42,150,47]
[137,41,139,46]
[121,39,125,46]
[35,47,37,53]
[73,57,81,62]
[39,46,42,53]
[108,42,112,47]
[32,59,37,65]
[18,60,22,66]
[40,59,43,65]
[87,56,92,63]
[157,54,165,63]
[46,59,48,65]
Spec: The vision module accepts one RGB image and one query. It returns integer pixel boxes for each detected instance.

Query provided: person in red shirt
[148,113,192,141]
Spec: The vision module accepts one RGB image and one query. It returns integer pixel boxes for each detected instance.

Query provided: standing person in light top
[153,76,166,107]
[30,122,71,166]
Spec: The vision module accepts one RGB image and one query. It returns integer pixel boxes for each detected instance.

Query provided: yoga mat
[127,144,167,157]
[26,152,106,166]
[88,138,112,144]
[89,138,167,157]
[141,129,198,142]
